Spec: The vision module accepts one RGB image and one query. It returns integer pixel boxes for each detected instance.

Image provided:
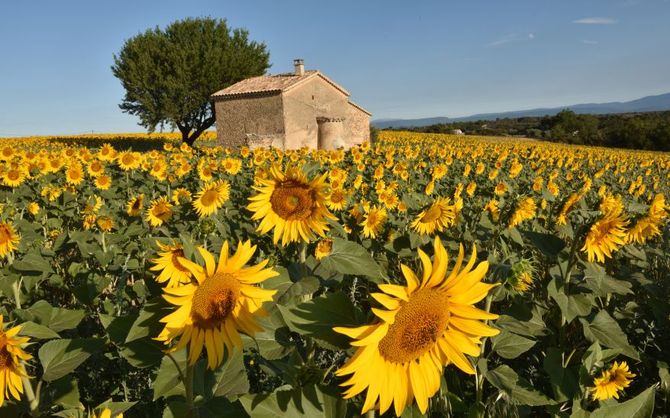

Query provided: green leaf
[547,278,593,323]
[542,348,579,402]
[17,321,60,340]
[11,252,53,274]
[100,313,163,368]
[318,238,385,282]
[209,349,250,399]
[582,262,632,297]
[42,376,81,409]
[491,330,536,359]
[591,385,655,418]
[94,401,137,418]
[17,300,85,333]
[154,350,186,401]
[240,386,331,417]
[39,338,105,382]
[277,276,321,306]
[250,306,293,360]
[580,310,640,361]
[125,298,167,343]
[521,230,566,257]
[485,365,556,406]
[277,292,364,350]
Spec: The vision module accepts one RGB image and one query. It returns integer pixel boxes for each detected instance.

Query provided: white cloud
[573,17,618,24]
[488,33,535,47]
[582,40,599,44]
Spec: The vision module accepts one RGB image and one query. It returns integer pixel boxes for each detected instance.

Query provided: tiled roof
[211,70,350,99]
[348,100,372,116]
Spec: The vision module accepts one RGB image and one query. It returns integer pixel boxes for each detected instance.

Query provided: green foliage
[112,17,270,145]
[398,109,670,151]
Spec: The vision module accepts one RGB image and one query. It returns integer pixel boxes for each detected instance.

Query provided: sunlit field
[0,130,668,417]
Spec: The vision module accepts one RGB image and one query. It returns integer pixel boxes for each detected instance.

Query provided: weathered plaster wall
[282,77,349,149]
[346,104,370,147]
[214,94,284,148]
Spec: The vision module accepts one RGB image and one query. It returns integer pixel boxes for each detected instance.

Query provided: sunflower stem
[366,411,375,418]
[185,362,197,417]
[21,377,39,416]
[299,242,307,263]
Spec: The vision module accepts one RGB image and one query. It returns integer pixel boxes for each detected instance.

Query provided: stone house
[211,59,371,150]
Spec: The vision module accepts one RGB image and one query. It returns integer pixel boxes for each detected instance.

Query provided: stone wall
[346,103,370,148]
[214,93,285,148]
[282,76,349,149]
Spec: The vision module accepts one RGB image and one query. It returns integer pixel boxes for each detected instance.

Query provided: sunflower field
[0,131,668,417]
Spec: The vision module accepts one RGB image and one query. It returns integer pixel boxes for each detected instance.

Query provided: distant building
[451,129,464,135]
[211,59,371,150]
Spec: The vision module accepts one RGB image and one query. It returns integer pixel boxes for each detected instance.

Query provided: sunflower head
[247,165,335,246]
[334,238,499,416]
[193,180,230,217]
[591,361,635,401]
[410,197,456,236]
[126,194,144,217]
[146,197,173,227]
[156,241,278,369]
[0,316,32,407]
[150,241,192,288]
[314,238,333,260]
[0,221,20,258]
[581,213,628,263]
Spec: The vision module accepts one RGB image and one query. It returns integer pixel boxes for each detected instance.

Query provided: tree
[112,17,270,146]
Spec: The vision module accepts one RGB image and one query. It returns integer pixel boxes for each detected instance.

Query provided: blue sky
[1,0,669,136]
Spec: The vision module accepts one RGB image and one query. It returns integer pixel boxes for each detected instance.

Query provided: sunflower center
[378,289,450,363]
[7,171,20,181]
[200,189,219,207]
[421,205,443,223]
[190,272,241,328]
[170,249,189,272]
[0,225,11,244]
[0,345,12,369]
[270,180,315,220]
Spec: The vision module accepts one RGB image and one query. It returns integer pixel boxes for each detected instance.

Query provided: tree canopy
[112,17,270,145]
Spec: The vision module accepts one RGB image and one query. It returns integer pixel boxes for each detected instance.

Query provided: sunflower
[361,205,387,239]
[87,160,105,177]
[193,181,230,217]
[410,198,456,236]
[626,215,663,244]
[126,194,144,217]
[96,216,114,232]
[0,316,32,407]
[171,188,192,205]
[3,168,26,188]
[315,238,333,260]
[334,238,499,415]
[90,408,123,418]
[326,188,348,211]
[98,143,117,161]
[581,213,628,263]
[150,241,192,288]
[508,197,536,228]
[65,163,85,185]
[247,165,335,246]
[26,202,40,216]
[155,241,278,369]
[94,175,112,190]
[0,221,20,258]
[590,361,635,401]
[117,151,141,171]
[146,197,173,227]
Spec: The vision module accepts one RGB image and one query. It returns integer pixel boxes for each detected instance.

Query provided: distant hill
[372,92,670,128]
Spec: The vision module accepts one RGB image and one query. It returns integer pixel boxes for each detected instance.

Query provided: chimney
[293,58,304,76]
